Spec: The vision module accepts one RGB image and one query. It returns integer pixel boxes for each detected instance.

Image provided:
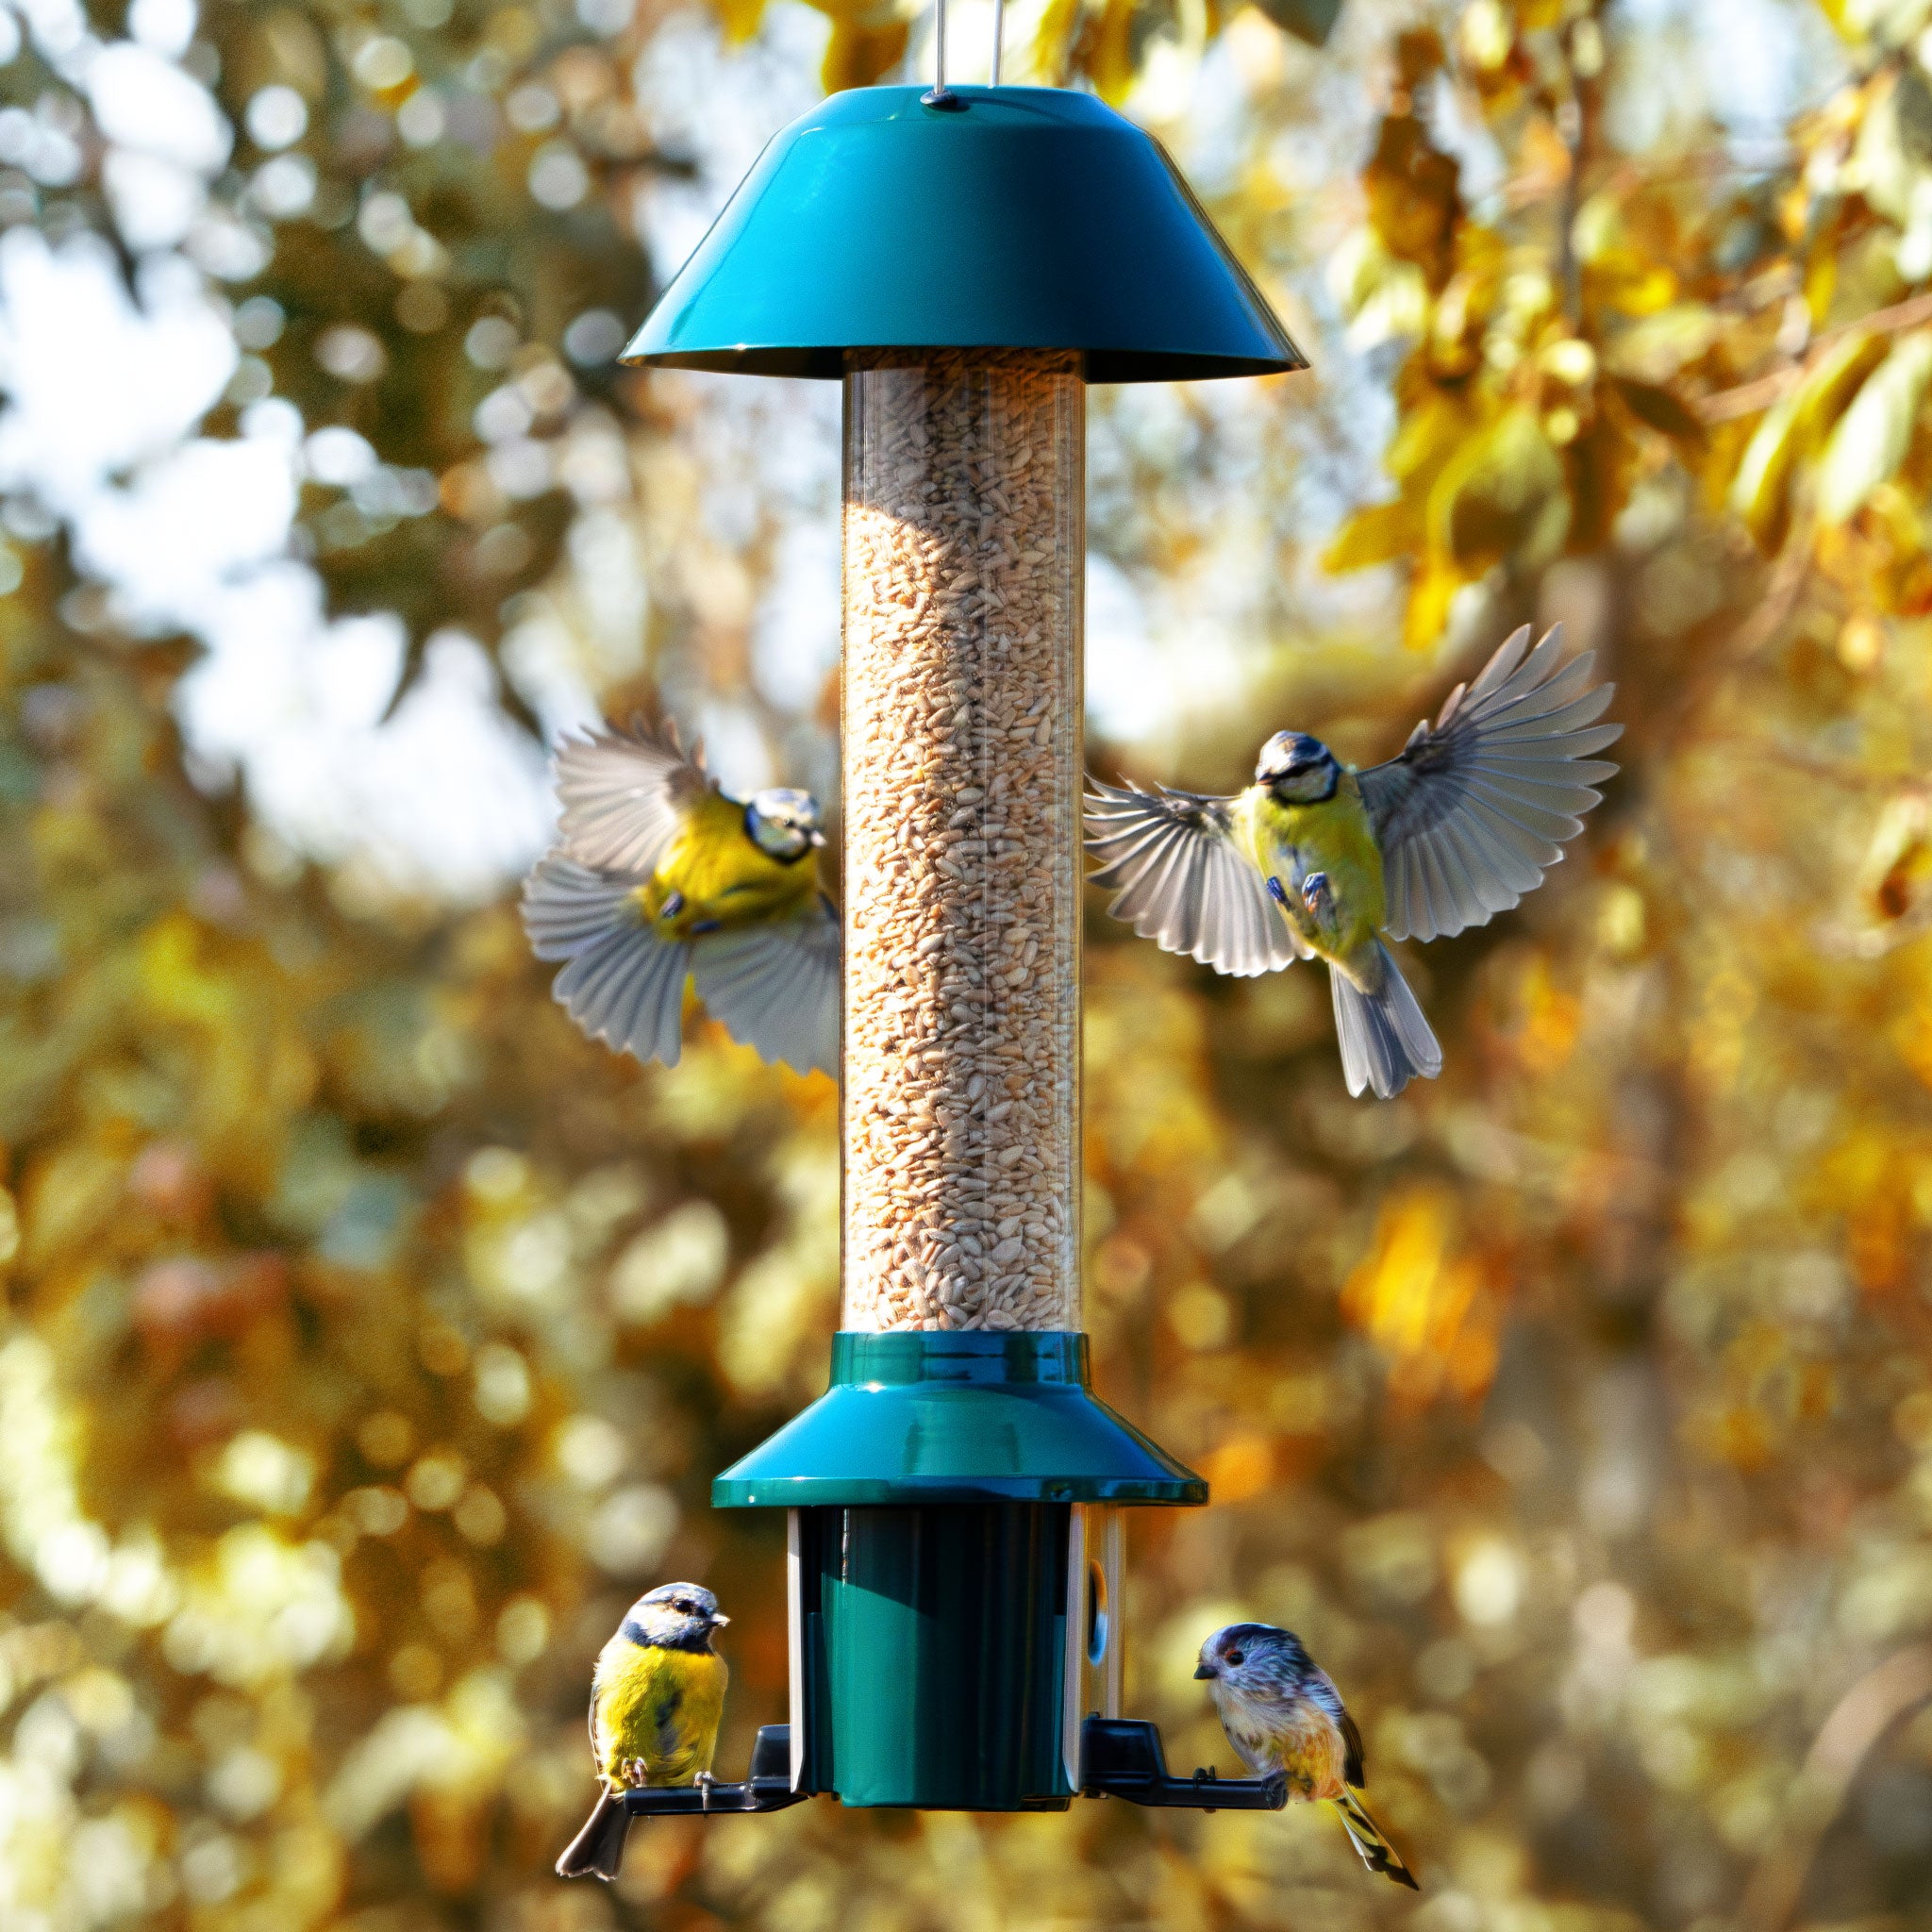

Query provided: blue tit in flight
[1085,625,1619,1099]
[556,1581,731,1881]
[522,717,839,1077]
[1196,1622,1418,1890]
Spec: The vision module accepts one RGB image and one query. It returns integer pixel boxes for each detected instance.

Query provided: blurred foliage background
[6,0,1932,1928]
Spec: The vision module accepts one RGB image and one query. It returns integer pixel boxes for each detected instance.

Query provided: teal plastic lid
[622,86,1305,384]
[712,1330,1208,1506]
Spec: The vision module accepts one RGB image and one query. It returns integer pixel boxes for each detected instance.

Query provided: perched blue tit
[555,1582,731,1881]
[1085,625,1619,1098]
[522,718,838,1076]
[1196,1622,1418,1890]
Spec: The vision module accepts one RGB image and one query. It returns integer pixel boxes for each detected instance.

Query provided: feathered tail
[556,1789,630,1881]
[1330,1787,1419,1890]
[1328,942,1442,1100]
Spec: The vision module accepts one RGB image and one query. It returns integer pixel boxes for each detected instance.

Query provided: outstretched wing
[1084,778,1305,977]
[552,716,714,876]
[691,898,841,1078]
[522,852,691,1068]
[1357,624,1622,943]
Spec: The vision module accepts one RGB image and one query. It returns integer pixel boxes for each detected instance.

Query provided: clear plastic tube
[841,351,1083,1332]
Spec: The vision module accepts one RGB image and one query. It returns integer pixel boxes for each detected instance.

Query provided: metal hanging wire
[922,0,1004,105]
[921,0,955,106]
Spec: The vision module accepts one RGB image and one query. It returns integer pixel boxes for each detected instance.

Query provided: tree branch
[1697,291,1932,424]
[1736,1645,1932,1932]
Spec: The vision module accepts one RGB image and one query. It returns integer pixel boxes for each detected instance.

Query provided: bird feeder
[618,67,1304,1815]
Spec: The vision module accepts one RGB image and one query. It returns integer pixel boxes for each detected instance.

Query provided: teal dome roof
[621,85,1305,384]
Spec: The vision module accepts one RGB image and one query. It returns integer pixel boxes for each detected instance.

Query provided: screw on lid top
[621,86,1307,384]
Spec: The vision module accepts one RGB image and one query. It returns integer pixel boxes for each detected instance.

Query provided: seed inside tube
[841,351,1081,1333]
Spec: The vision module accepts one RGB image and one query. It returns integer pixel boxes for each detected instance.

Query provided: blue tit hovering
[1085,625,1619,1099]
[555,1582,731,1882]
[1196,1622,1418,1890]
[522,718,839,1077]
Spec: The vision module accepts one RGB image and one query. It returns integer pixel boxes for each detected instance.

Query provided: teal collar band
[712,1329,1207,1507]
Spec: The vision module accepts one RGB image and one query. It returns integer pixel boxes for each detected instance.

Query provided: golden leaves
[1322,498,1414,575]
[1327,397,1572,646]
[1085,0,1141,103]
[1341,1190,1501,1407]
[1326,42,1724,645]
[1364,104,1463,291]
[1732,331,1887,548]
[1816,329,1932,522]
[1431,404,1571,576]
[814,1,910,93]
[1609,374,1706,445]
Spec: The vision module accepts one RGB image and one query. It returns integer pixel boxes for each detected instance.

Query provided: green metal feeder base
[798,1499,1074,1807]
[714,1331,1204,1809]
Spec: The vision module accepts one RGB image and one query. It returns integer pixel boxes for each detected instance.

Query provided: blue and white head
[744,788,824,861]
[1256,732,1340,804]
[1193,1622,1312,1698]
[623,1582,729,1652]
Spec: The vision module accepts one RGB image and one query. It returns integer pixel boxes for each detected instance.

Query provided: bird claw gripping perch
[619,1726,807,1817]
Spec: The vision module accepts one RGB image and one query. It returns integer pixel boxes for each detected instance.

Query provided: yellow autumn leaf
[1404,552,1466,650]
[1427,405,1570,574]
[1087,0,1139,104]
[1027,0,1083,84]
[1583,244,1678,318]
[1323,498,1419,575]
[1816,329,1932,523]
[714,0,766,43]
[1388,388,1480,483]
[1729,329,1889,549]
[1607,303,1724,384]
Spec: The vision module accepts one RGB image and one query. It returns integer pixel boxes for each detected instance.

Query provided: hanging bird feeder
[617,28,1305,1818]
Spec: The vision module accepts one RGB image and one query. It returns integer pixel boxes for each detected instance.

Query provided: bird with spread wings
[522,718,839,1077]
[1083,625,1621,1098]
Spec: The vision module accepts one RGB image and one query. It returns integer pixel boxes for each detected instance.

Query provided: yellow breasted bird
[556,1582,730,1882]
[1085,625,1619,1098]
[1196,1622,1419,1890]
[522,718,838,1076]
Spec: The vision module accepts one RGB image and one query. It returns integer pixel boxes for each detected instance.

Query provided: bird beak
[1193,1662,1216,1680]
[709,1612,730,1627]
